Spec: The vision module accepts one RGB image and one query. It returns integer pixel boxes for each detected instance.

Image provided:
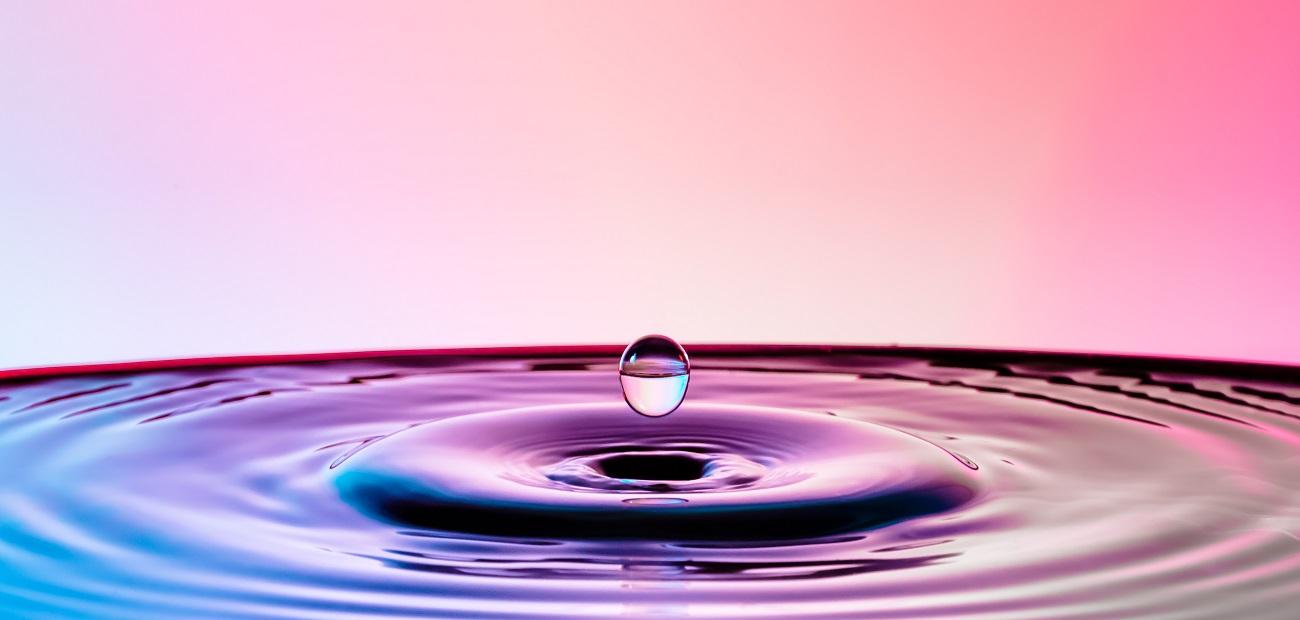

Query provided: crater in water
[2,345,1299,618]
[333,402,979,539]
[596,452,707,481]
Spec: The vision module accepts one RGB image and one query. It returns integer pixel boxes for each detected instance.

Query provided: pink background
[2,1,1298,369]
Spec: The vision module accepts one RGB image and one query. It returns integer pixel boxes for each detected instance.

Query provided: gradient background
[2,1,1298,370]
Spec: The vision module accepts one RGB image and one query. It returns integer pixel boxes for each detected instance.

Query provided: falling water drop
[619,335,690,417]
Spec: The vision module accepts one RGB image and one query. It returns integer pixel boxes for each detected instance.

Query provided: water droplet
[619,335,690,417]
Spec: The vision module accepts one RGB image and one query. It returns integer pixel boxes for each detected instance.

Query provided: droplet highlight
[619,335,690,417]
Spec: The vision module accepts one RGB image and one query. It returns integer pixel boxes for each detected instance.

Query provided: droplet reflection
[622,497,689,506]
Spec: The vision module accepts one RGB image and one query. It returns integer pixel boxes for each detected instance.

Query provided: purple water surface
[2,346,1299,618]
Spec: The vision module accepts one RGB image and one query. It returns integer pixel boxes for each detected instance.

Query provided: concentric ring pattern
[2,346,1299,619]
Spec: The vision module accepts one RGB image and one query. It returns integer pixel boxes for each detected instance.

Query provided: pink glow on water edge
[1,2,1298,368]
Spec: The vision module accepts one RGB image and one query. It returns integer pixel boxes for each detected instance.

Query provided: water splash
[2,346,1300,618]
[335,402,977,539]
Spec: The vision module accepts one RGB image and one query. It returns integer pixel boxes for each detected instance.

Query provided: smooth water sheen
[2,346,1300,619]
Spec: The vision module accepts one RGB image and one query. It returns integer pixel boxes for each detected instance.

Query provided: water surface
[2,346,1299,619]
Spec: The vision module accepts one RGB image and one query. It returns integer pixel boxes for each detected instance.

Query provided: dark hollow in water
[596,453,708,480]
[362,486,971,540]
[334,402,981,540]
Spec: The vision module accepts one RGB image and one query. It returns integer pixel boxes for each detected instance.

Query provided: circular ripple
[3,348,1300,618]
[333,403,981,539]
